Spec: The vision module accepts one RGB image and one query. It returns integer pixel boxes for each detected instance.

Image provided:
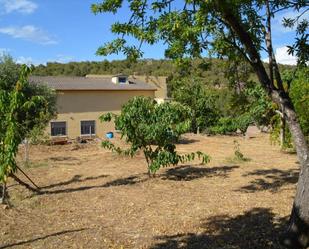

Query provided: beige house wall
[129,75,167,101]
[47,90,155,139]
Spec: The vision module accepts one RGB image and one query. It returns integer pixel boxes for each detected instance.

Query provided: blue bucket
[106,132,114,139]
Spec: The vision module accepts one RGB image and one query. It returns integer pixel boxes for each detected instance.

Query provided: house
[30,74,157,140]
[86,74,169,103]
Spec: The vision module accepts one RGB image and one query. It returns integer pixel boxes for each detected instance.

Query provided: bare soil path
[0,133,298,249]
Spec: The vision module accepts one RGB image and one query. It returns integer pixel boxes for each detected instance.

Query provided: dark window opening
[81,120,96,135]
[51,122,66,136]
[118,77,127,83]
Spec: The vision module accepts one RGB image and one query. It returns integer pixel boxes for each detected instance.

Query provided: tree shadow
[238,168,299,193]
[176,138,200,145]
[40,174,109,190]
[0,228,87,249]
[150,208,287,249]
[39,174,147,195]
[49,156,79,161]
[102,175,147,187]
[161,165,239,181]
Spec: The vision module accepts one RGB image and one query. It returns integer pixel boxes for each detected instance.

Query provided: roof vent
[112,74,128,84]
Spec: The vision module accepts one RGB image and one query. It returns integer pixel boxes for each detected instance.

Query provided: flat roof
[30,76,157,91]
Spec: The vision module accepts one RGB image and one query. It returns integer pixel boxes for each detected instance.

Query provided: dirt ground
[0,133,299,249]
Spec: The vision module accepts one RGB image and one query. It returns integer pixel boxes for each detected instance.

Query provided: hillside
[33,58,294,80]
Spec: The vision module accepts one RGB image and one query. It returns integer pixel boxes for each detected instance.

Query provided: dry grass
[0,133,299,249]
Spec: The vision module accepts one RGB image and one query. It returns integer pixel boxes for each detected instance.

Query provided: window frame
[50,121,67,137]
[80,120,96,136]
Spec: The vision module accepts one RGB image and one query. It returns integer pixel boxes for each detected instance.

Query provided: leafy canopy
[289,67,309,138]
[0,56,57,182]
[171,77,220,133]
[100,97,209,174]
[91,0,308,66]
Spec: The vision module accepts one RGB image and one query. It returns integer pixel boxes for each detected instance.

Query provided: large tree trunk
[280,96,309,248]
[216,2,309,248]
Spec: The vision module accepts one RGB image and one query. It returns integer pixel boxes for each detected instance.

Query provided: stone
[245,125,260,139]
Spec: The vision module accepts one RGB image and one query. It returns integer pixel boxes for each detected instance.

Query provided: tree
[171,77,220,133]
[0,55,57,203]
[288,67,309,142]
[100,96,209,176]
[92,1,309,247]
[23,83,57,164]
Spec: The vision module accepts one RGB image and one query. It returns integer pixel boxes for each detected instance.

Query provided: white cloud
[275,46,297,65]
[263,46,297,65]
[0,0,37,14]
[16,56,37,65]
[0,25,58,45]
[15,54,74,66]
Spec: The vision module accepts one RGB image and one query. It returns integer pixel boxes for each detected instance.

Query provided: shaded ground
[0,133,298,248]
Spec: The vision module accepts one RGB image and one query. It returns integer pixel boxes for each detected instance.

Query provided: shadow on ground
[161,165,239,181]
[49,156,79,161]
[38,174,148,195]
[150,208,287,249]
[176,138,200,145]
[238,168,299,193]
[40,174,109,189]
[37,165,239,195]
[0,228,87,249]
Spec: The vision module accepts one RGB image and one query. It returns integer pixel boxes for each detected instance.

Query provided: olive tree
[92,1,308,247]
[101,96,209,176]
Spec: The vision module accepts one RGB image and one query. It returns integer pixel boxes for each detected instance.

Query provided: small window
[51,122,66,136]
[118,77,127,84]
[81,120,96,135]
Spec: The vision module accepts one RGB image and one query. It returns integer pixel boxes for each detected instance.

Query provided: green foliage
[269,68,309,148]
[171,77,220,133]
[270,114,293,149]
[100,96,209,174]
[289,67,309,139]
[242,83,275,128]
[209,117,238,135]
[26,126,51,145]
[207,82,275,135]
[170,73,276,136]
[91,1,307,67]
[233,140,251,162]
[0,56,56,183]
[24,83,57,142]
[282,14,308,66]
[90,0,307,141]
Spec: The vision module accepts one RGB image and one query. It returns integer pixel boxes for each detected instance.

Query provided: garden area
[0,132,298,249]
[1,1,308,248]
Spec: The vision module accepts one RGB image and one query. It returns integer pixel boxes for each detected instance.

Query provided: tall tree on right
[92,0,308,247]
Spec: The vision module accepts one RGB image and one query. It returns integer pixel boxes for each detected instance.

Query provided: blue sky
[0,0,306,65]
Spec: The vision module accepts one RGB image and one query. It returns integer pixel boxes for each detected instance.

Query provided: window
[51,122,66,136]
[118,77,127,84]
[81,120,96,135]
